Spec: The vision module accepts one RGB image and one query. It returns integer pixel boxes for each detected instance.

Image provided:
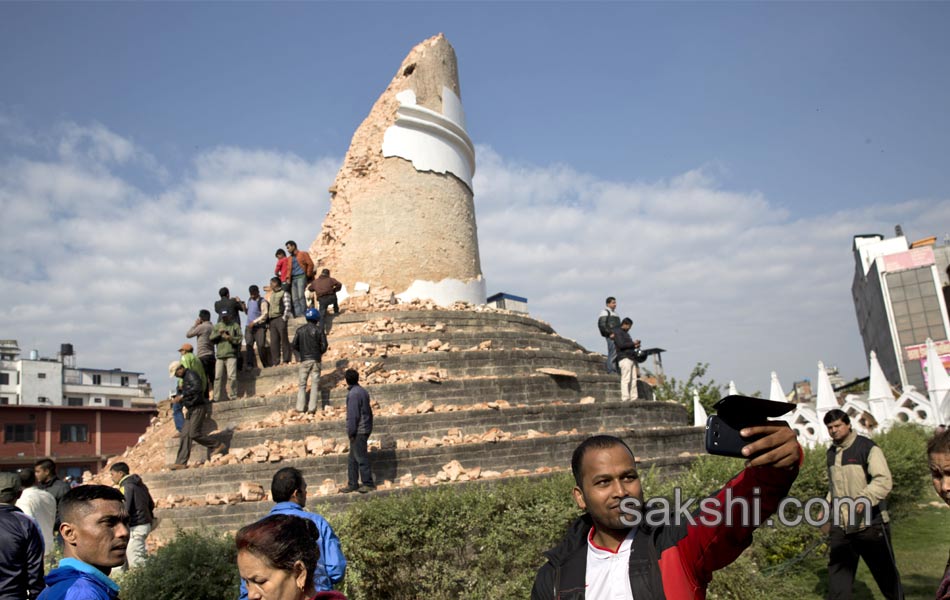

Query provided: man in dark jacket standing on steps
[532,426,801,600]
[169,361,225,470]
[291,308,328,414]
[340,369,375,494]
[597,297,621,375]
[613,318,641,402]
[108,462,154,570]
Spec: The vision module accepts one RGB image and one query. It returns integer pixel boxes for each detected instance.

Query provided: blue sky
[1,2,949,396]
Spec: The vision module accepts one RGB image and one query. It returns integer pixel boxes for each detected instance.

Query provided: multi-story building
[0,340,157,476]
[851,229,950,390]
[0,404,156,477]
[0,341,154,408]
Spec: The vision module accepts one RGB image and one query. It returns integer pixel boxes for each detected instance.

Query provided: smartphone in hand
[704,395,794,458]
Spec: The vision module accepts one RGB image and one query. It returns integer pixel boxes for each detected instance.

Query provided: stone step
[151,455,696,539]
[146,425,703,500]
[237,348,610,397]
[164,401,688,465]
[325,328,587,355]
[214,374,644,430]
[288,309,558,339]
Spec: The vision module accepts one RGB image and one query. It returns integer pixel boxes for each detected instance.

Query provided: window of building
[121,376,129,386]
[60,424,88,443]
[0,373,8,385]
[67,397,83,407]
[37,373,46,379]
[108,399,124,408]
[92,374,102,385]
[37,396,50,404]
[0,397,8,405]
[4,424,35,443]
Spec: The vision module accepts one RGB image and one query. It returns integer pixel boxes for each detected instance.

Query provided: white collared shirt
[585,527,636,600]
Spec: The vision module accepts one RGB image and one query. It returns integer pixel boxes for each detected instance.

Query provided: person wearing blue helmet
[291,308,328,413]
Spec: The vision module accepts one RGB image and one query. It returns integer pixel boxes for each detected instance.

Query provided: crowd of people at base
[2,424,949,599]
[598,296,649,401]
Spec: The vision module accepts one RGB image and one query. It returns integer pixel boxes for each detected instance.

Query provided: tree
[647,362,722,421]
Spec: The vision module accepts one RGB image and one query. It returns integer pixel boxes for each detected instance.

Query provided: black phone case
[705,415,763,458]
[704,395,795,458]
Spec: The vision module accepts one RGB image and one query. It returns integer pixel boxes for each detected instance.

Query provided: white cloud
[0,120,339,396]
[0,123,947,399]
[472,145,950,394]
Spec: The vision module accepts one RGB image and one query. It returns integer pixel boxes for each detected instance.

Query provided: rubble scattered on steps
[237,399,522,433]
[155,461,567,509]
[89,393,600,479]
[87,401,182,483]
[172,423,581,471]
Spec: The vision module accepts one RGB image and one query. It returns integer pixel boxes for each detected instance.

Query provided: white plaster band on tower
[395,276,487,307]
[382,87,476,190]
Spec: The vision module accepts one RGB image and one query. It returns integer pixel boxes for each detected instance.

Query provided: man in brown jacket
[308,268,343,317]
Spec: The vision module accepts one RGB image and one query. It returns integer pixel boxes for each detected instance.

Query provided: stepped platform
[117,306,701,539]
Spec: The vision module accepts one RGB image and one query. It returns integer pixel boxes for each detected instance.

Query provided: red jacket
[274,257,290,283]
[532,459,799,599]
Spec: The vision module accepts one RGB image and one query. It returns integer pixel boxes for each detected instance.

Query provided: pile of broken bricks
[192,422,582,470]
[155,460,567,509]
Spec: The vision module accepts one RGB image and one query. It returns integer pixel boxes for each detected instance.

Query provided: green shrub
[872,423,931,516]
[119,528,238,600]
[131,424,932,599]
[337,474,580,600]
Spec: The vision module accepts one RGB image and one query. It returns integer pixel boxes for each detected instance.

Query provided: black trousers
[244,324,269,369]
[318,294,339,315]
[827,523,903,600]
[198,354,216,398]
[347,433,374,488]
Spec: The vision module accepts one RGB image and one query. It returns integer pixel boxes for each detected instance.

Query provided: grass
[764,504,950,600]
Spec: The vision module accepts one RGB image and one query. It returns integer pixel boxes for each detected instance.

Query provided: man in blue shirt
[238,467,346,599]
[38,485,129,600]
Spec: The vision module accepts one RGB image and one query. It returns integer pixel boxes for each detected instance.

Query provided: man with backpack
[291,308,328,414]
[597,297,622,375]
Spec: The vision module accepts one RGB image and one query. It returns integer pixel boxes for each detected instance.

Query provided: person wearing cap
[0,471,45,599]
[186,309,216,400]
[170,343,208,433]
[209,309,242,402]
[15,467,56,555]
[169,361,225,470]
[291,308,328,414]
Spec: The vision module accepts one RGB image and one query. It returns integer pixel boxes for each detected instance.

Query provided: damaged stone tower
[310,34,486,306]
